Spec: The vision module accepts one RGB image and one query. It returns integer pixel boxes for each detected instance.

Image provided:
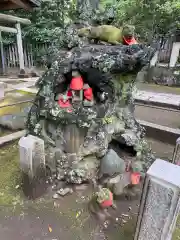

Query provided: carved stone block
[0,82,5,100]
[134,159,180,240]
[19,135,45,179]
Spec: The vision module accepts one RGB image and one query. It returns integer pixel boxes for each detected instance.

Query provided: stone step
[138,119,180,145]
[0,130,25,146]
[135,90,180,109]
[0,77,38,83]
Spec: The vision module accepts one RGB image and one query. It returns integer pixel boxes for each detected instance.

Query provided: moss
[172,215,180,240]
[0,142,23,206]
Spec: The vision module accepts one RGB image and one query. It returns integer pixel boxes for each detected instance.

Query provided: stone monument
[22,32,156,198]
[134,159,180,240]
[19,135,46,179]
[0,81,5,100]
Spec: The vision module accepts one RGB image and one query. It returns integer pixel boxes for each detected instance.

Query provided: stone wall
[137,65,180,86]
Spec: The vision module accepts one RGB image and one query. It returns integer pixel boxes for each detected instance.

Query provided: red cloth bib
[123,37,138,45]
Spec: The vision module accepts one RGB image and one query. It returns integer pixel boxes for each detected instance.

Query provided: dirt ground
[0,136,176,240]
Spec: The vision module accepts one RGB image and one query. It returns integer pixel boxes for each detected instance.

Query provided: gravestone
[0,81,4,100]
[19,135,45,179]
[134,159,180,240]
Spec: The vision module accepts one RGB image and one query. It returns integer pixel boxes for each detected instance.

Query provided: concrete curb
[138,120,180,145]
[0,130,25,146]
[135,91,180,110]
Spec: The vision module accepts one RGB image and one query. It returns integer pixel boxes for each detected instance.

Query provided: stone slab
[134,159,180,240]
[5,81,37,93]
[0,77,38,82]
[138,119,180,145]
[19,135,45,179]
[135,90,180,109]
[0,130,25,146]
[14,87,38,94]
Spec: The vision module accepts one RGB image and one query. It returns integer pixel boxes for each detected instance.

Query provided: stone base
[18,69,29,78]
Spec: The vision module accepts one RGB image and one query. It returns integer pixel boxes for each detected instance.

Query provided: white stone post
[16,22,25,71]
[150,50,159,67]
[0,81,5,100]
[134,159,180,240]
[19,135,45,179]
[169,42,180,68]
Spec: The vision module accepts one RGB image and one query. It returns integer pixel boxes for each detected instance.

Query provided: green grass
[0,142,23,206]
[172,215,180,240]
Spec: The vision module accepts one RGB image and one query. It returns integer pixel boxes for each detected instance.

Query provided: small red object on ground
[131,172,141,185]
[70,76,84,90]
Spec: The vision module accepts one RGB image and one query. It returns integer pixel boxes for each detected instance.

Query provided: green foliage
[2,0,180,54]
[101,0,180,41]
[3,0,74,44]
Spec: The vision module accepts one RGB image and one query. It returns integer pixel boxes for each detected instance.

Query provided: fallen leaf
[76,211,81,218]
[48,225,52,233]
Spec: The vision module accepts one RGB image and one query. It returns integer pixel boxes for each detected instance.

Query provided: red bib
[123,37,138,45]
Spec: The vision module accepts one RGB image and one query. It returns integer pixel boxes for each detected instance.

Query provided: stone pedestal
[134,159,180,240]
[169,42,180,68]
[19,135,45,179]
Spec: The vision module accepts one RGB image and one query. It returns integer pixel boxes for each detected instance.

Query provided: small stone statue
[70,71,84,103]
[89,187,116,221]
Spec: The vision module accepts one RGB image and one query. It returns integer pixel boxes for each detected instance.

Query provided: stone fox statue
[78,24,138,45]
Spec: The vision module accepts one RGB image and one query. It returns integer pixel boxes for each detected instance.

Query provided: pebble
[122,219,127,224]
[53,202,60,208]
[121,214,129,217]
[57,187,73,196]
[103,221,109,228]
[128,207,132,211]
[52,185,57,190]
[53,193,60,199]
